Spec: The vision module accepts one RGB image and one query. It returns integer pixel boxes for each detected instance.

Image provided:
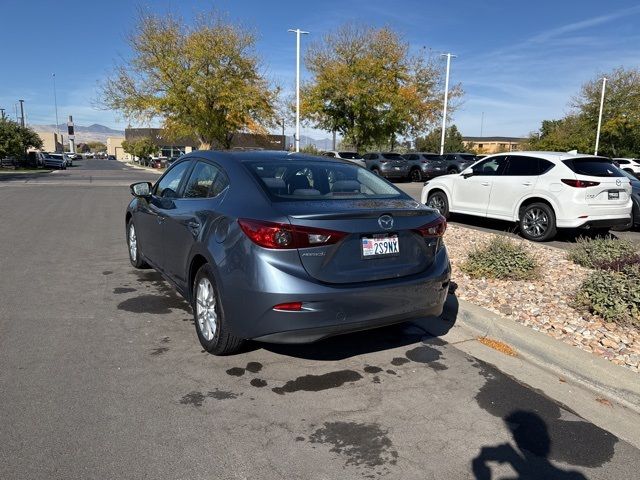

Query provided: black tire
[192,264,243,355]
[372,168,381,176]
[410,168,422,182]
[447,168,458,175]
[127,219,150,269]
[427,191,450,218]
[519,203,557,242]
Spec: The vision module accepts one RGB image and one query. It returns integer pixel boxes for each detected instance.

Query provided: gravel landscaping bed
[445,224,640,373]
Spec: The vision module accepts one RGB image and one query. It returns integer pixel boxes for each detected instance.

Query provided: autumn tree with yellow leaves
[302,25,461,151]
[101,10,278,149]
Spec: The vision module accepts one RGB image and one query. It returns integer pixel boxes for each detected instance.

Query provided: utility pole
[280,118,285,150]
[439,53,456,156]
[480,111,485,137]
[594,77,607,156]
[332,130,336,151]
[288,28,309,153]
[52,73,60,138]
[19,100,25,127]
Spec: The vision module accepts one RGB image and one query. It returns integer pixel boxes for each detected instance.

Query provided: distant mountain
[32,123,124,143]
[286,135,334,151]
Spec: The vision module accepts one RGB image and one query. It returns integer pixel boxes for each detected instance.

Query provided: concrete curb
[435,296,640,414]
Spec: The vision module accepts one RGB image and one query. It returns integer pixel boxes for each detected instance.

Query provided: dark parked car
[620,169,640,228]
[402,153,447,181]
[442,153,477,174]
[126,151,450,355]
[362,152,410,180]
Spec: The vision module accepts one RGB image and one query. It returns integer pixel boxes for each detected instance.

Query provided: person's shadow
[472,411,587,480]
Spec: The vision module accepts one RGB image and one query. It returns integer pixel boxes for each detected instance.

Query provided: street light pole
[594,77,607,156]
[52,73,60,139]
[288,28,309,153]
[439,53,456,156]
[19,100,25,127]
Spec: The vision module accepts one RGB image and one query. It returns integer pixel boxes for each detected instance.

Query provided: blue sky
[1,0,639,139]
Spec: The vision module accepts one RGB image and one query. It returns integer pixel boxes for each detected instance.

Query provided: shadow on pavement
[262,293,459,361]
[0,171,52,181]
[472,410,587,480]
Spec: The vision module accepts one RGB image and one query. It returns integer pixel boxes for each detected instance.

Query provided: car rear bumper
[221,247,451,343]
[558,214,632,229]
[381,170,409,179]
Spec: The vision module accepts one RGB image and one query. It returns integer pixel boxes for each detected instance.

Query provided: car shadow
[260,292,459,361]
[472,410,587,479]
[0,171,52,181]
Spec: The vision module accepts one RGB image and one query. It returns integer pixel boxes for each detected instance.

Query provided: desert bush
[461,236,538,280]
[568,237,637,269]
[576,264,640,328]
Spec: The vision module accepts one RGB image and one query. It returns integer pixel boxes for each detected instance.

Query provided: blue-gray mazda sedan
[126,151,451,355]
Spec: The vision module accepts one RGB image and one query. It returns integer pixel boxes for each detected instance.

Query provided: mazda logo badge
[616,179,622,186]
[378,214,394,230]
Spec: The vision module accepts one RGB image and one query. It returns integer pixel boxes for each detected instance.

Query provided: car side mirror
[130,182,152,197]
[462,168,474,179]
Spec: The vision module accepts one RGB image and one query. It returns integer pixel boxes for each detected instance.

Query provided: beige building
[34,131,64,153]
[463,136,525,154]
[106,136,132,161]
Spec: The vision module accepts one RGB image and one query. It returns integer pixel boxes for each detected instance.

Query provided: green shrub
[461,236,538,280]
[568,237,637,269]
[576,264,640,328]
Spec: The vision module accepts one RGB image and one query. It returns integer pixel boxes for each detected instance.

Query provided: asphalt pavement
[398,181,640,249]
[1,159,639,479]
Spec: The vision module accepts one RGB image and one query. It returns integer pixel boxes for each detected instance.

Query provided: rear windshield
[460,154,476,161]
[338,152,362,160]
[421,154,442,160]
[562,157,624,177]
[381,153,404,160]
[246,160,405,201]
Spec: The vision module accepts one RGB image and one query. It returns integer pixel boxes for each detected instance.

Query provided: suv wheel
[127,220,150,269]
[519,203,557,241]
[410,168,422,182]
[372,168,381,176]
[447,168,458,175]
[193,264,243,355]
[427,191,450,218]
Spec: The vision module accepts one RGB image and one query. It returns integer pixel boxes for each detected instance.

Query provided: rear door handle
[481,182,490,186]
[522,182,533,186]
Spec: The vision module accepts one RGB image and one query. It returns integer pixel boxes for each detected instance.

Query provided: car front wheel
[519,203,557,241]
[127,220,150,269]
[193,264,243,355]
[410,168,422,182]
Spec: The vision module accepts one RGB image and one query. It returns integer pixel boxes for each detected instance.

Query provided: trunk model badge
[378,214,394,230]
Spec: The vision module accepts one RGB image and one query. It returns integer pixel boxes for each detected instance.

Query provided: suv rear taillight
[414,216,447,238]
[561,179,600,188]
[238,219,347,249]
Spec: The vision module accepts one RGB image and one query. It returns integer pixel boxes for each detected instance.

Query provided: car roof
[504,151,607,161]
[181,149,353,165]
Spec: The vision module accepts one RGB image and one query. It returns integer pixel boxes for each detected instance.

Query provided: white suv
[421,151,633,241]
[614,158,640,175]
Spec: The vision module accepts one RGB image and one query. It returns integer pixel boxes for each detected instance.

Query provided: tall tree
[122,138,158,164]
[0,118,43,161]
[302,24,460,151]
[415,125,466,153]
[101,10,278,149]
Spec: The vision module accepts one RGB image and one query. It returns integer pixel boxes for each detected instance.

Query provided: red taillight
[238,219,347,249]
[414,216,447,237]
[273,302,303,311]
[561,179,600,188]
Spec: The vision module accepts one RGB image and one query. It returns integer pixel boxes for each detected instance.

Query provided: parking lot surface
[1,160,639,479]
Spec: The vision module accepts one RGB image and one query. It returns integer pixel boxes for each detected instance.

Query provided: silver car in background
[321,150,366,168]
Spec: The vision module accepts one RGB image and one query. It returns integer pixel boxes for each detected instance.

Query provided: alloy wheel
[522,208,549,238]
[128,224,137,261]
[428,195,446,214]
[196,278,218,341]
[411,169,422,182]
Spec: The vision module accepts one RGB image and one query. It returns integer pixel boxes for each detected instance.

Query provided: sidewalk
[120,160,163,174]
[424,294,640,448]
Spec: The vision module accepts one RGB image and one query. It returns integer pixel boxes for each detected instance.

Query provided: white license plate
[362,235,400,258]
[608,191,620,200]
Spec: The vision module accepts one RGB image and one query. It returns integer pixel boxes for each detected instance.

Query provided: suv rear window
[562,157,624,177]
[460,154,476,161]
[381,153,404,160]
[338,152,362,159]
[246,160,404,201]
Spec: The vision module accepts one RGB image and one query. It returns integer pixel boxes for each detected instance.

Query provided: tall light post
[594,77,607,156]
[439,53,456,156]
[52,73,60,139]
[288,28,309,153]
[19,99,25,127]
